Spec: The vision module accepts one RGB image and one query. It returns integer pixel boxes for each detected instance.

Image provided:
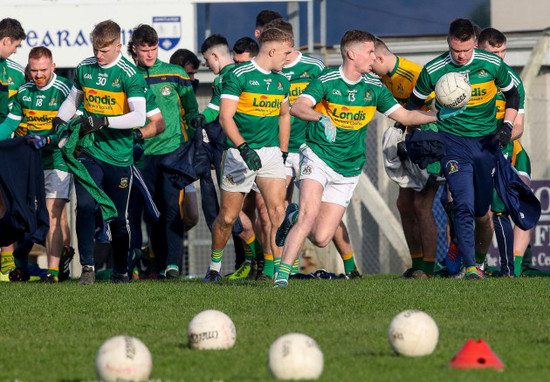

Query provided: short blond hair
[259,27,293,46]
[91,20,121,49]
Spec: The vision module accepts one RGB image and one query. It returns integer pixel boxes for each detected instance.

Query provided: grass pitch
[0,275,548,381]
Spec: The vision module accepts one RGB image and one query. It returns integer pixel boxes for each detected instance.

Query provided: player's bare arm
[138,113,165,139]
[278,99,290,153]
[511,113,524,140]
[289,96,319,121]
[219,97,246,147]
[388,106,437,126]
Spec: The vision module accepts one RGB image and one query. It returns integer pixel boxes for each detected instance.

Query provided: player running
[273,30,462,288]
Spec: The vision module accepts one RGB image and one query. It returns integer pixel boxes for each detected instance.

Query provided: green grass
[0,275,549,381]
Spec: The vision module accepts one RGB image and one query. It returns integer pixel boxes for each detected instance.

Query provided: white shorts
[284,152,300,179]
[298,145,359,207]
[44,169,72,200]
[221,146,286,193]
[185,183,196,193]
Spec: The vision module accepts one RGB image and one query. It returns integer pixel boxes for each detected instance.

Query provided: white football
[388,310,439,356]
[268,333,324,380]
[435,72,471,109]
[95,335,152,382]
[187,309,236,350]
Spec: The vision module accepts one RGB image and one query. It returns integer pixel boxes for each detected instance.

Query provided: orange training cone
[449,339,504,370]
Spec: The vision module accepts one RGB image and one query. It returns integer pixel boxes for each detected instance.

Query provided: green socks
[422,259,435,276]
[341,251,356,274]
[475,251,487,265]
[274,257,281,275]
[263,254,274,277]
[244,234,263,261]
[48,268,59,281]
[411,253,423,270]
[209,248,224,272]
[291,258,300,274]
[274,262,292,283]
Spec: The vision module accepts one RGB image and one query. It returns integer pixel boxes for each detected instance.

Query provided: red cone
[449,339,504,370]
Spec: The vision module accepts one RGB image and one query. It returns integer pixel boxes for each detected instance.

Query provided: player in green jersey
[478,27,533,277]
[408,18,520,280]
[0,18,26,279]
[231,37,270,278]
[0,47,72,282]
[130,24,200,279]
[203,27,293,282]
[232,37,259,65]
[273,30,460,288]
[233,35,276,279]
[199,34,262,280]
[372,38,440,278]
[264,18,361,279]
[56,20,148,285]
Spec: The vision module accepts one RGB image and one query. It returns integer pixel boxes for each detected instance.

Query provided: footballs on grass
[435,72,471,109]
[388,310,439,356]
[187,309,236,350]
[95,335,152,382]
[268,333,324,380]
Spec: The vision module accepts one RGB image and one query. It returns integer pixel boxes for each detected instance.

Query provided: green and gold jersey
[0,58,25,123]
[303,67,400,176]
[382,56,434,110]
[10,73,71,171]
[495,63,525,124]
[203,63,235,124]
[221,59,290,150]
[414,49,514,137]
[281,52,326,152]
[74,53,147,166]
[137,59,199,156]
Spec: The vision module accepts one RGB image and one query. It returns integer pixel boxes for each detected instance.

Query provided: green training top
[10,73,72,171]
[73,53,147,166]
[221,59,290,150]
[414,49,514,137]
[137,59,199,156]
[302,67,400,177]
[280,52,326,153]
